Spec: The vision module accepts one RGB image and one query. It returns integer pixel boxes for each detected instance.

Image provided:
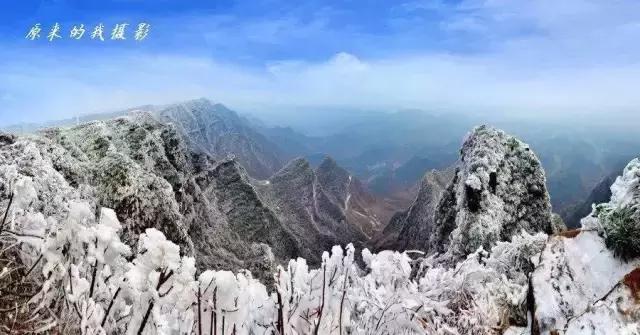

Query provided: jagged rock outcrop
[372,168,454,251]
[430,126,553,262]
[379,126,553,261]
[533,158,640,334]
[154,98,285,179]
[253,157,369,265]
[0,113,300,283]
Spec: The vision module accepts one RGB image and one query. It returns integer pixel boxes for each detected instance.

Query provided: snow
[533,230,640,334]
[345,175,352,210]
[465,174,482,191]
[609,158,640,208]
[3,180,549,335]
[433,126,553,264]
[564,282,640,335]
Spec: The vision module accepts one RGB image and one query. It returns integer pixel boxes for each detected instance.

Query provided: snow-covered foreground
[1,173,550,334]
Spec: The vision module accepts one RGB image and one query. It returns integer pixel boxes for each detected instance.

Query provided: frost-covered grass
[0,173,548,334]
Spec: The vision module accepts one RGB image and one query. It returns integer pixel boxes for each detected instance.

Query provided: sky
[1,0,640,126]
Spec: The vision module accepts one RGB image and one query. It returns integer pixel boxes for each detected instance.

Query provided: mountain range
[247,107,639,224]
[1,101,407,283]
[4,98,635,227]
[1,100,639,334]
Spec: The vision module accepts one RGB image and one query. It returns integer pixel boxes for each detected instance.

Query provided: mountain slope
[4,113,300,283]
[2,105,399,274]
[154,98,285,179]
[430,126,555,262]
[4,120,640,334]
[561,171,617,228]
[315,156,397,237]
[252,157,370,265]
[372,168,454,251]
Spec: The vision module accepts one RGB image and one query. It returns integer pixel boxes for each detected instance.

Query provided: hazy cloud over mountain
[1,0,640,125]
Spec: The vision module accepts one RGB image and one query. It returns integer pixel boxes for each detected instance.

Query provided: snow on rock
[4,119,638,334]
[2,175,550,335]
[533,157,640,335]
[609,158,640,209]
[0,114,304,285]
[154,98,285,180]
[532,230,640,334]
[564,268,640,335]
[430,126,553,263]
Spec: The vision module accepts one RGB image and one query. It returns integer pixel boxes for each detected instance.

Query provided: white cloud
[2,47,640,126]
[2,0,640,126]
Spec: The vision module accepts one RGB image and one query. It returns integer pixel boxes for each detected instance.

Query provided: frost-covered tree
[1,170,549,335]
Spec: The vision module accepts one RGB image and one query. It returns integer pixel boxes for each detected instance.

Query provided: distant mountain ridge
[155,99,285,179]
[560,169,620,228]
[3,98,289,180]
[5,99,639,221]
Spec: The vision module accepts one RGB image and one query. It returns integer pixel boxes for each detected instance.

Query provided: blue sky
[1,0,640,126]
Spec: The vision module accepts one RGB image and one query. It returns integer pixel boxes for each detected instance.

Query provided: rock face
[380,126,553,261]
[564,269,640,334]
[253,157,370,265]
[154,98,285,179]
[372,168,454,251]
[533,157,640,334]
[0,113,300,283]
[431,126,553,261]
[532,230,640,334]
[0,105,395,280]
[315,156,392,237]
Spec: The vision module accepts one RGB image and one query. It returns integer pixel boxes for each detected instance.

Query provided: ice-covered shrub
[6,196,547,335]
[600,206,640,260]
[1,170,551,334]
[592,158,640,261]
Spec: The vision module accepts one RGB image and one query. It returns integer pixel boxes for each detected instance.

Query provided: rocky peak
[379,126,553,262]
[431,125,553,261]
[252,156,371,265]
[315,156,351,206]
[270,157,314,185]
